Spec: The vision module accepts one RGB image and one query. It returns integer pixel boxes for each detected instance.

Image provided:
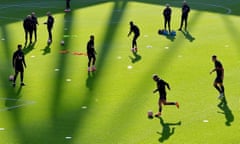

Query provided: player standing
[23,15,33,44]
[163,4,172,33]
[152,74,179,117]
[178,0,190,31]
[87,35,97,72]
[210,55,225,99]
[31,12,39,41]
[12,44,27,87]
[128,21,140,53]
[44,12,54,43]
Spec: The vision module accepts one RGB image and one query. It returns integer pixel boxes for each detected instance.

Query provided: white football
[60,40,65,45]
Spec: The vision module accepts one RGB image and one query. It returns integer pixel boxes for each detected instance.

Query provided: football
[9,75,14,81]
[60,40,65,45]
[148,110,153,119]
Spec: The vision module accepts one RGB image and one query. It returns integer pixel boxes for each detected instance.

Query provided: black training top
[31,15,38,27]
[163,7,171,19]
[182,4,190,16]
[47,15,54,28]
[156,78,169,94]
[87,39,95,54]
[23,17,33,30]
[130,24,140,36]
[12,50,26,68]
[215,60,223,77]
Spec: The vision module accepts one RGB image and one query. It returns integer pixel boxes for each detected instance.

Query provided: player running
[210,55,225,99]
[128,21,140,53]
[87,35,97,72]
[152,74,179,117]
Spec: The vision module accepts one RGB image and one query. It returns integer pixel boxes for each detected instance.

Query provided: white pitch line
[0,97,36,112]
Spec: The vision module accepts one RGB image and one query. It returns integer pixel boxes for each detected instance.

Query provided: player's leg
[219,83,224,94]
[48,27,52,41]
[184,16,188,30]
[168,19,171,33]
[88,56,92,72]
[162,93,179,108]
[13,70,19,87]
[91,55,96,71]
[214,79,222,93]
[20,71,25,86]
[25,29,28,44]
[132,35,138,52]
[34,27,37,41]
[155,98,163,117]
[29,30,33,43]
[178,15,184,30]
[164,19,167,31]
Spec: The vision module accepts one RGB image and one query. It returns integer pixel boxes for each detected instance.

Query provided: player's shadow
[86,71,96,90]
[5,86,22,109]
[42,43,51,55]
[157,117,181,143]
[129,52,141,63]
[180,30,195,42]
[217,96,234,126]
[158,31,175,42]
[22,41,36,55]
[165,34,176,42]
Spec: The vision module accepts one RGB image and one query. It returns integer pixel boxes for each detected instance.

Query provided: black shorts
[133,34,139,41]
[215,76,223,83]
[159,92,166,100]
[88,53,96,60]
[15,65,24,72]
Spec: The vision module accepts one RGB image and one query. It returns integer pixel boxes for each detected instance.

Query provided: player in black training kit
[12,44,27,87]
[44,12,54,43]
[163,4,172,33]
[153,74,179,117]
[210,55,225,99]
[31,12,39,41]
[23,15,34,44]
[87,35,97,72]
[178,0,190,31]
[128,21,140,53]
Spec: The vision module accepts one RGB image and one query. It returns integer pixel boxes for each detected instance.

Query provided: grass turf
[0,0,240,143]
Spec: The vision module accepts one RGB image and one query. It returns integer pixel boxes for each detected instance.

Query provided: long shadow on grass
[180,30,195,42]
[22,41,36,55]
[217,96,234,126]
[157,117,181,143]
[129,51,142,63]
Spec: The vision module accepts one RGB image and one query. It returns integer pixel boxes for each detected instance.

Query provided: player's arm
[127,28,132,37]
[210,68,216,74]
[166,82,171,90]
[153,88,159,93]
[22,55,27,68]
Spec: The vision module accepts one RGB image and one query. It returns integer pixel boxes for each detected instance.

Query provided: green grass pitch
[0,0,240,143]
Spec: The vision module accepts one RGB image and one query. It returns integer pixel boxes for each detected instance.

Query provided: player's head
[47,11,51,16]
[152,74,159,81]
[130,21,134,26]
[31,12,35,16]
[212,55,217,62]
[166,3,170,8]
[17,44,22,50]
[90,35,94,40]
[27,15,31,19]
[183,0,187,4]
